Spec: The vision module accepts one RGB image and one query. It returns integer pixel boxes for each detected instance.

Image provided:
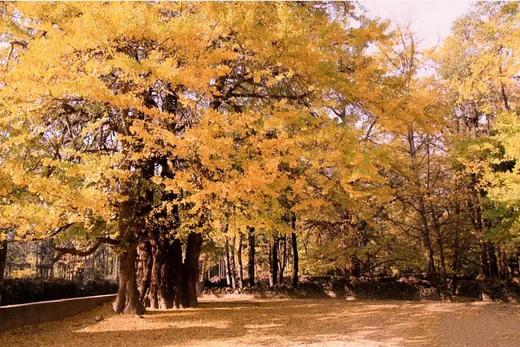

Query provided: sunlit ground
[2,296,520,346]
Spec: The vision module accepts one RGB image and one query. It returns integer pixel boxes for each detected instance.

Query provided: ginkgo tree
[0,2,372,313]
[2,1,519,313]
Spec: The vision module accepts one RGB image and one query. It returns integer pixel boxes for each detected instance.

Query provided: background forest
[0,2,519,313]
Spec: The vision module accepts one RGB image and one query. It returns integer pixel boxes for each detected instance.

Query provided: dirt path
[1,297,520,346]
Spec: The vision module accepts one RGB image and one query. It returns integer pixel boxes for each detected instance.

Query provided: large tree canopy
[0,1,519,314]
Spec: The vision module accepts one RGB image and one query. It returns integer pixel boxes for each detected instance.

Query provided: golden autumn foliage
[0,1,519,286]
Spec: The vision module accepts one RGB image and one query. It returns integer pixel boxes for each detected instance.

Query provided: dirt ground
[1,296,520,346]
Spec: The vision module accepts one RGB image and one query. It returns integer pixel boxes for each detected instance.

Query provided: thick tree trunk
[149,236,175,309]
[113,243,145,315]
[137,241,152,305]
[237,234,244,289]
[172,239,184,309]
[156,237,174,309]
[0,240,7,283]
[271,236,279,287]
[247,227,255,287]
[182,232,202,308]
[291,215,299,287]
[113,197,145,315]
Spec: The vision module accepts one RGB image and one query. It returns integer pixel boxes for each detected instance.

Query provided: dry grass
[2,296,520,346]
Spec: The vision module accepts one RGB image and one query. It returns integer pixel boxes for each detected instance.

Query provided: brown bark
[161,239,175,309]
[230,236,237,289]
[237,234,244,289]
[171,239,184,309]
[291,215,299,287]
[113,243,145,315]
[279,236,287,284]
[497,247,508,279]
[291,232,299,287]
[224,236,233,287]
[137,241,152,304]
[271,236,279,287]
[419,208,435,275]
[182,232,202,308]
[480,242,490,278]
[486,242,499,278]
[113,198,145,315]
[247,227,255,287]
[149,236,174,309]
[0,240,7,283]
[509,252,519,279]
[148,236,163,309]
[432,214,447,286]
[452,205,462,274]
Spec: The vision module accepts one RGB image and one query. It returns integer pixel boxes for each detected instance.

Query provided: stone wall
[0,294,115,331]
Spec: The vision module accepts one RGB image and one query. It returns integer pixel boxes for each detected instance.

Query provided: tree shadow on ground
[2,298,520,346]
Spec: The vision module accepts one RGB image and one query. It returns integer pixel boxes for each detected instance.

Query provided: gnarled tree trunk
[113,242,145,315]
[143,230,180,310]
[113,198,145,315]
[137,241,152,305]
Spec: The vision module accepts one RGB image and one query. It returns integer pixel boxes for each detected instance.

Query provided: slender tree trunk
[419,210,435,275]
[486,242,499,278]
[279,236,287,284]
[247,227,255,287]
[271,236,279,287]
[509,252,519,279]
[452,204,463,274]
[224,236,232,287]
[469,175,499,280]
[480,242,490,278]
[432,214,447,287]
[452,226,462,273]
[230,236,237,289]
[0,240,7,283]
[237,234,244,289]
[291,214,299,287]
[497,247,507,279]
[291,237,299,287]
